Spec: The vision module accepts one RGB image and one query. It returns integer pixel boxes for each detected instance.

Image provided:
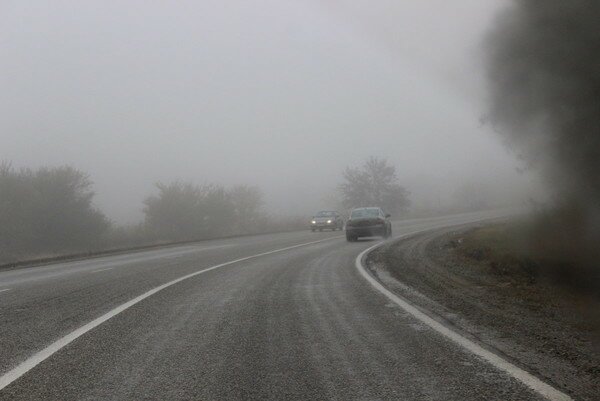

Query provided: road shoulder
[365,225,599,401]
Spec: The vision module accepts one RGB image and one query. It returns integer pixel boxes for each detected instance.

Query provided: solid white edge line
[0,235,342,391]
[355,232,573,401]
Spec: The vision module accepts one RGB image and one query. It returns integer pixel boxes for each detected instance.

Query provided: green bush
[0,163,109,261]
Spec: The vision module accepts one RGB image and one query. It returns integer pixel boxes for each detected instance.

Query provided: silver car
[310,211,344,231]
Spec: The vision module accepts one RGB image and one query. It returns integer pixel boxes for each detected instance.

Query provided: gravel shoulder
[366,224,600,401]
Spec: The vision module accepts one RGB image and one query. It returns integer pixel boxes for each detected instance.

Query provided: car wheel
[384,226,391,238]
[311,229,315,232]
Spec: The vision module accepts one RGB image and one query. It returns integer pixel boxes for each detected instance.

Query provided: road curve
[0,211,554,400]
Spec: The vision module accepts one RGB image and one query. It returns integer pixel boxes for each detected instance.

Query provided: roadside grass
[453,216,600,297]
[452,222,540,284]
[451,219,600,373]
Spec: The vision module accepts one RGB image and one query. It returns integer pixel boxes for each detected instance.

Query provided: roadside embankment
[366,222,599,401]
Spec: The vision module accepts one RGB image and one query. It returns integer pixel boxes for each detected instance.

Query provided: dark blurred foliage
[0,163,109,260]
[340,157,410,216]
[486,0,600,203]
[523,202,600,294]
[486,0,600,289]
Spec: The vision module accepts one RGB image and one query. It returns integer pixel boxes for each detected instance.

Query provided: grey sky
[1,0,534,223]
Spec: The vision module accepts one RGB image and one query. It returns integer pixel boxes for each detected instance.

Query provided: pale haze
[1,0,532,223]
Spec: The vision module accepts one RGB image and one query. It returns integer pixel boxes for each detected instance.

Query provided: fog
[1,0,533,223]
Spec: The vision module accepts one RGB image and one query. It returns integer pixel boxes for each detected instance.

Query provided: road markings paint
[355,233,573,401]
[90,268,113,273]
[0,235,342,391]
[0,289,11,293]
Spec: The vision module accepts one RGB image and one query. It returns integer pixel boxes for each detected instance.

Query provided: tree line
[0,163,288,264]
[144,182,266,241]
[0,157,410,264]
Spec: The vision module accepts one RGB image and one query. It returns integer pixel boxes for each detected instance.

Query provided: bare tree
[340,157,410,215]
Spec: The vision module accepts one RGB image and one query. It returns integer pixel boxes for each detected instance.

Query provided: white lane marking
[355,234,572,401]
[0,235,342,391]
[0,244,237,287]
[90,268,113,273]
[0,288,11,293]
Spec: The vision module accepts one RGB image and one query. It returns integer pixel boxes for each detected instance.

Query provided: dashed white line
[0,235,342,391]
[0,288,11,293]
[355,233,573,401]
[90,268,114,273]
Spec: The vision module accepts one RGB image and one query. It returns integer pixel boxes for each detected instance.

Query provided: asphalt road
[0,211,564,400]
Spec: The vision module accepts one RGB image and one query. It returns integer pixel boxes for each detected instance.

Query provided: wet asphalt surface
[0,212,545,400]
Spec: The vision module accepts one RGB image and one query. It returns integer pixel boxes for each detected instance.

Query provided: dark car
[345,207,391,241]
[310,210,344,231]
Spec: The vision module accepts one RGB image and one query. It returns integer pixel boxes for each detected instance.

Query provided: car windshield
[315,211,335,217]
[350,208,380,219]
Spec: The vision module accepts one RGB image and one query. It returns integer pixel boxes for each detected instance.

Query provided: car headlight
[327,219,332,224]
[311,220,316,224]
